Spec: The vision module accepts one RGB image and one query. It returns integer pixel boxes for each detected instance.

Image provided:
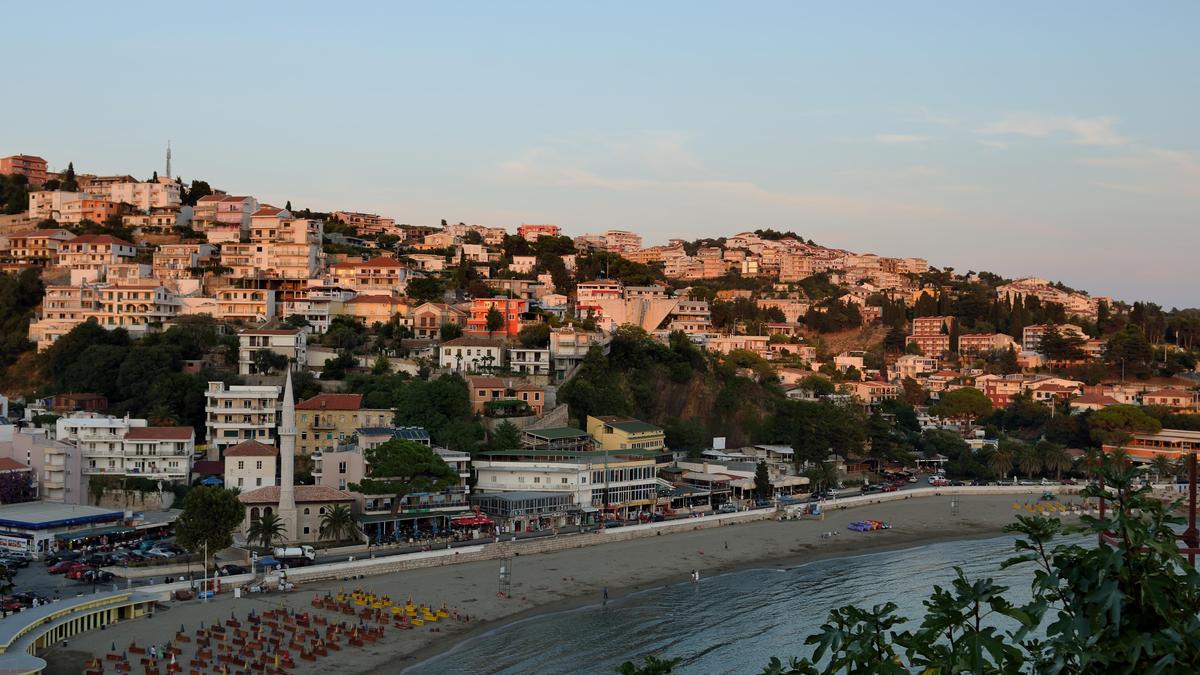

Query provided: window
[303,526,310,535]
[256,460,263,470]
[237,461,245,470]
[338,461,347,474]
[303,508,310,515]
[256,477,263,486]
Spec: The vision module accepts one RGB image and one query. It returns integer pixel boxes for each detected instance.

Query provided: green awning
[54,525,135,541]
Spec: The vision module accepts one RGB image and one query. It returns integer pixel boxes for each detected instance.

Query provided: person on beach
[603,587,609,603]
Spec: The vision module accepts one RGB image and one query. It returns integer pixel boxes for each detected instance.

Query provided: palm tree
[1038,441,1072,481]
[247,512,286,550]
[1079,448,1103,482]
[988,449,1013,480]
[1151,455,1175,483]
[803,460,839,494]
[319,504,355,543]
[1015,443,1041,479]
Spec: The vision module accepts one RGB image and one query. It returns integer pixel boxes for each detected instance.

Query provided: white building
[55,414,194,483]
[439,337,506,373]
[102,179,181,211]
[238,328,307,375]
[507,347,551,376]
[205,382,281,455]
[223,440,278,490]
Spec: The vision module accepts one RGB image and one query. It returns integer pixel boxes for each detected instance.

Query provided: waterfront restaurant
[0,502,125,556]
[1102,428,1200,463]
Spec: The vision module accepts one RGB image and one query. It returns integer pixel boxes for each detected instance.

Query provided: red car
[47,560,78,574]
[66,565,95,580]
[880,484,899,492]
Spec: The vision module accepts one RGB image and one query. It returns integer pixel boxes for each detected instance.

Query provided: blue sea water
[409,534,1080,674]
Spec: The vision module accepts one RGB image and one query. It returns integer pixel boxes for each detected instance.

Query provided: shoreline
[399,524,1018,673]
[44,493,1067,675]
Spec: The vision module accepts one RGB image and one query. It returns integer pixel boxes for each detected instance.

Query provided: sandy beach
[44,493,1072,674]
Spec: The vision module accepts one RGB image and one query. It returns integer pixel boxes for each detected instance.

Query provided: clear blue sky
[5,2,1198,307]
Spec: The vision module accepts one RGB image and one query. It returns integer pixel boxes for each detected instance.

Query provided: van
[717,504,738,514]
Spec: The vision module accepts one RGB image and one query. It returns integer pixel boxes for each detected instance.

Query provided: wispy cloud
[902,105,958,127]
[977,113,1126,146]
[1081,145,1200,197]
[874,133,930,145]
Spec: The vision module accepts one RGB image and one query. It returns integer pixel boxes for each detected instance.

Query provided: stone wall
[94,489,175,511]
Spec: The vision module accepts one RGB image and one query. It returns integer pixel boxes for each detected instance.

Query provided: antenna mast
[165,140,172,179]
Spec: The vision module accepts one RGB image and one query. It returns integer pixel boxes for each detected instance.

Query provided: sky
[4,2,1198,307]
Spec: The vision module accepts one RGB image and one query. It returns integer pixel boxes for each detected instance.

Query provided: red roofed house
[223,439,278,490]
[238,484,354,543]
[1070,392,1120,414]
[330,256,409,295]
[56,234,136,272]
[411,302,466,339]
[338,294,409,327]
[294,393,392,456]
[1142,388,1199,411]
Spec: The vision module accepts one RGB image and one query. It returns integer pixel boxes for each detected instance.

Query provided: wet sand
[45,493,1073,675]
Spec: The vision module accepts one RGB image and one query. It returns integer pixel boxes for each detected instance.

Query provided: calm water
[408,534,1084,674]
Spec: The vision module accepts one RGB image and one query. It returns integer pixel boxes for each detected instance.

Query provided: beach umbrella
[181,624,185,633]
[111,642,116,652]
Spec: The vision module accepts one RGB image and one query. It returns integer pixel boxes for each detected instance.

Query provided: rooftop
[223,440,277,457]
[238,485,354,505]
[0,502,123,529]
[124,426,194,440]
[296,393,363,411]
[523,426,589,440]
[593,416,662,433]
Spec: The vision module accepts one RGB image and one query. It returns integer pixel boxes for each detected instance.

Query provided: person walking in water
[603,587,609,603]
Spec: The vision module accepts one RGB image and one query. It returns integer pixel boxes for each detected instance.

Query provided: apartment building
[0,431,83,504]
[508,347,551,376]
[666,300,714,335]
[586,416,666,453]
[516,223,561,242]
[55,415,193,483]
[238,328,306,375]
[603,230,642,252]
[295,393,392,456]
[330,211,397,236]
[223,440,277,490]
[281,285,354,334]
[465,297,529,337]
[1142,389,1199,411]
[94,284,180,336]
[1022,323,1087,353]
[338,294,409,327]
[56,234,137,272]
[891,354,939,380]
[212,287,276,322]
[845,381,902,405]
[0,154,48,185]
[100,179,181,211]
[329,256,408,294]
[957,333,1017,357]
[549,326,610,379]
[1,229,75,265]
[152,243,217,279]
[28,190,87,220]
[204,382,281,454]
[221,208,324,279]
[906,316,955,356]
[122,211,181,232]
[58,198,120,225]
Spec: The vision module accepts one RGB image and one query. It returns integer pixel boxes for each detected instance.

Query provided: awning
[357,512,451,525]
[450,515,494,527]
[54,525,135,542]
[579,506,600,513]
[200,476,224,486]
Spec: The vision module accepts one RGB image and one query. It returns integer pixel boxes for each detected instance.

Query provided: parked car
[907,476,919,483]
[219,564,247,576]
[81,569,114,583]
[45,551,80,566]
[10,592,47,607]
[47,560,78,574]
[66,565,96,580]
[717,503,739,514]
[880,484,899,492]
[860,484,883,495]
[0,556,28,568]
[143,549,173,559]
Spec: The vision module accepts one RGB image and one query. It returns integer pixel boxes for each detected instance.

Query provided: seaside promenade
[29,486,1092,675]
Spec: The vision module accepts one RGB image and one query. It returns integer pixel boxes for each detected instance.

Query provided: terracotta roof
[7,229,72,238]
[1072,393,1119,406]
[1145,388,1194,398]
[296,393,363,411]
[1036,384,1077,392]
[220,195,251,202]
[67,234,135,247]
[224,440,278,457]
[238,485,354,505]
[196,195,226,202]
[125,426,194,440]
[0,458,30,472]
[361,256,404,267]
[252,207,283,217]
[467,377,505,389]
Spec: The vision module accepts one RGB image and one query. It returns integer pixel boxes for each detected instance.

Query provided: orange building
[1104,429,1200,463]
[0,154,48,186]
[466,297,529,337]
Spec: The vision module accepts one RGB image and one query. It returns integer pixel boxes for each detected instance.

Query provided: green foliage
[0,270,44,375]
[252,349,289,374]
[247,511,286,550]
[1087,404,1161,446]
[485,305,504,334]
[0,174,31,215]
[762,400,866,466]
[175,486,246,552]
[345,373,483,452]
[929,387,993,422]
[406,276,445,303]
[489,421,522,451]
[350,439,459,513]
[1105,325,1154,376]
[318,503,355,542]
[804,299,862,333]
[754,461,773,499]
[517,322,551,348]
[439,322,463,341]
[616,655,681,675]
[763,460,1200,673]
[558,346,633,425]
[320,351,357,379]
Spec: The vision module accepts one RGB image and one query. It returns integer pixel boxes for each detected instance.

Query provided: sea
[407,533,1085,674]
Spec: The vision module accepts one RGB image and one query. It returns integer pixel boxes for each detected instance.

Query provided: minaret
[276,370,298,543]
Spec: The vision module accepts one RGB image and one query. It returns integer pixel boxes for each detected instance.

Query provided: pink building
[0,154,48,186]
[517,223,561,242]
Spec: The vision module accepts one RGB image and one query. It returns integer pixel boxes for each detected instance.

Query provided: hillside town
[0,150,1196,589]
